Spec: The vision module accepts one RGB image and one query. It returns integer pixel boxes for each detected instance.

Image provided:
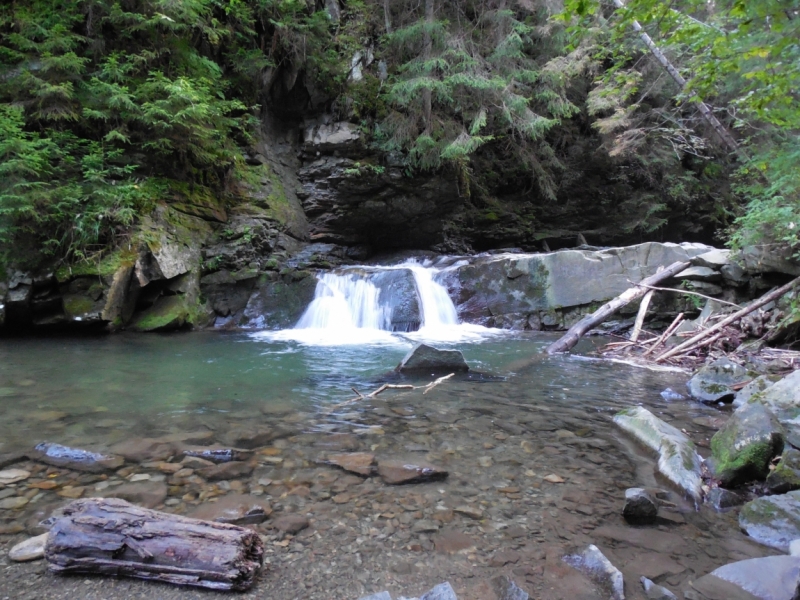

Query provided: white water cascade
[259,260,497,345]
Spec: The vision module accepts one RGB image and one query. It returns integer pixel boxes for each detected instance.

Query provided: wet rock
[359,593,392,600]
[0,468,30,485]
[563,544,625,600]
[660,388,686,402]
[687,358,751,403]
[9,533,49,562]
[198,460,254,481]
[313,434,361,452]
[109,432,211,463]
[698,556,800,600]
[739,490,800,551]
[453,505,483,520]
[397,343,469,373]
[710,401,784,487]
[767,449,800,494]
[623,488,658,523]
[750,371,800,447]
[490,549,520,567]
[641,577,677,600]
[432,530,475,554]
[272,514,309,534]
[189,494,272,525]
[96,481,168,509]
[376,458,448,485]
[733,375,781,408]
[325,452,375,476]
[0,496,29,510]
[32,442,124,473]
[183,447,253,464]
[221,425,282,450]
[490,575,529,600]
[419,582,459,600]
[707,487,745,510]
[613,406,704,502]
[371,269,422,332]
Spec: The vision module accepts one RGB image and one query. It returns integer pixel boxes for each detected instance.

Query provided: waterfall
[259,259,496,345]
[403,262,459,329]
[295,272,388,331]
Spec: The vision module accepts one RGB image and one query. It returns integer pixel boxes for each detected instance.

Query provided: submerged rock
[189,494,272,525]
[0,468,30,485]
[325,452,375,476]
[95,481,168,509]
[182,447,253,464]
[710,401,784,487]
[613,406,704,502]
[687,358,752,403]
[706,487,745,511]
[376,458,448,485]
[198,460,254,481]
[695,556,800,600]
[623,488,658,523]
[397,343,469,373]
[767,449,800,494]
[739,490,800,552]
[32,442,124,473]
[641,577,677,600]
[272,514,309,535]
[490,575,529,600]
[563,544,624,600]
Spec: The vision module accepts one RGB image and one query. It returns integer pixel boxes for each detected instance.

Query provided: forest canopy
[0,0,797,270]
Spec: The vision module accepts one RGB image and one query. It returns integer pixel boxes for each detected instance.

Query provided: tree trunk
[545,260,691,354]
[611,0,739,154]
[422,0,434,134]
[45,498,264,591]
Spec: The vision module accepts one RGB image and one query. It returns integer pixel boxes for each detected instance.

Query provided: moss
[62,295,97,317]
[711,424,776,482]
[129,296,189,332]
[55,248,137,283]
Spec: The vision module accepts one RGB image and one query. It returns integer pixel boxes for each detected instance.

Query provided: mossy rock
[767,448,800,494]
[166,181,227,223]
[55,249,137,283]
[686,357,753,403]
[128,295,197,331]
[711,401,784,487]
[739,490,800,552]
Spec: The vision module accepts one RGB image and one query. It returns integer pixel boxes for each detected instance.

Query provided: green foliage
[559,0,800,251]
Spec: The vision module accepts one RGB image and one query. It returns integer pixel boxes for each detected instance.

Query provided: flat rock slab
[9,533,49,562]
[0,468,30,485]
[198,460,254,481]
[740,490,800,552]
[326,452,375,476]
[397,343,468,373]
[709,555,800,600]
[32,442,124,472]
[189,494,272,525]
[376,458,448,485]
[613,406,704,502]
[93,481,168,509]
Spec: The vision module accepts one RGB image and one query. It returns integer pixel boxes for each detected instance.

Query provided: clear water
[0,330,778,599]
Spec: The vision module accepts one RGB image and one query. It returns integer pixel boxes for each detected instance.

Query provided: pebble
[453,505,483,520]
[543,474,565,483]
[9,533,49,562]
[478,456,493,468]
[0,468,31,485]
[0,496,29,509]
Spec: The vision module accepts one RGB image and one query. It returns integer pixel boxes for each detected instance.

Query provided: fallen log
[45,498,264,591]
[545,261,691,354]
[655,275,800,362]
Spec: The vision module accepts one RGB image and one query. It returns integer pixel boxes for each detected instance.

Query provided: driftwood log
[545,260,691,354]
[45,498,264,591]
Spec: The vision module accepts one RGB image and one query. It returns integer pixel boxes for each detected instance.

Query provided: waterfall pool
[0,329,778,600]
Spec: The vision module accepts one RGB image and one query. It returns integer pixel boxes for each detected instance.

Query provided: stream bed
[0,330,778,599]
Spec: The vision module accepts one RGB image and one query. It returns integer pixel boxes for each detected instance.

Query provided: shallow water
[0,331,777,599]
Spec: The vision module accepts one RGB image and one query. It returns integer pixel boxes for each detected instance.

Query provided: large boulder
[448,242,712,327]
[397,344,469,373]
[613,406,704,502]
[370,269,422,332]
[739,490,800,552]
[767,448,800,495]
[691,556,800,600]
[733,374,781,407]
[751,370,800,447]
[710,401,785,487]
[687,358,753,403]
